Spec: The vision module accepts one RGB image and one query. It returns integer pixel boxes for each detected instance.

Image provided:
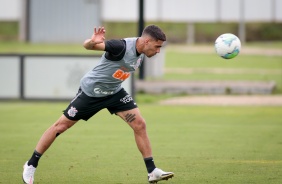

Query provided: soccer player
[22,25,174,184]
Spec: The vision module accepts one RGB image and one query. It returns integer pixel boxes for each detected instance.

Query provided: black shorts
[63,88,137,121]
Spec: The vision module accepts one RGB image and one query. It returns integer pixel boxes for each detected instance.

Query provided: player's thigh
[117,108,146,130]
[63,88,104,121]
[107,88,138,115]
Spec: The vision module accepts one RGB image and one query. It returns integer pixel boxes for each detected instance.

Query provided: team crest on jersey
[131,57,142,70]
[68,106,78,117]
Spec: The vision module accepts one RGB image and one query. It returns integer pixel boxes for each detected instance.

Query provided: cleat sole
[149,173,174,183]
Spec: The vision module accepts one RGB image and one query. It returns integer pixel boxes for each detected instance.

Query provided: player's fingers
[98,27,105,33]
[93,26,105,35]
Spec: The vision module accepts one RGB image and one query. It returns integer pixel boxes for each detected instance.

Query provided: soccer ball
[215,33,241,59]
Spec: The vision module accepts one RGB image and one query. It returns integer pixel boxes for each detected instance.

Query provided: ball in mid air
[215,33,241,59]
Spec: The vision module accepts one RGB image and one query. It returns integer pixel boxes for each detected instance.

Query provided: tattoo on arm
[125,113,136,123]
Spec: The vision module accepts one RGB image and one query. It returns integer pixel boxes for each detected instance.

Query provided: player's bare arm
[83,27,106,51]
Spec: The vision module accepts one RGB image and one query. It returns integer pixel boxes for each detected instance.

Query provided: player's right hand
[91,27,106,44]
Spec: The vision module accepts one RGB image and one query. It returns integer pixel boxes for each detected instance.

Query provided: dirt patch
[160,95,282,106]
[136,80,276,95]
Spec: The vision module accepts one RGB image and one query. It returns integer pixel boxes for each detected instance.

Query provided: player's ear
[144,38,150,44]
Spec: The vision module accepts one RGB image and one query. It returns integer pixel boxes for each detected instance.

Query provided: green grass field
[0,32,282,183]
[1,20,282,183]
[0,102,282,183]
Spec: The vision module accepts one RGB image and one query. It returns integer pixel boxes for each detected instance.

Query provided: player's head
[142,25,166,42]
[140,25,166,58]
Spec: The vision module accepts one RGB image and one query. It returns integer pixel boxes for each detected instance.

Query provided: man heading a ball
[22,25,174,184]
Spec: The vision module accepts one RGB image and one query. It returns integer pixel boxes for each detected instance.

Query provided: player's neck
[136,37,145,54]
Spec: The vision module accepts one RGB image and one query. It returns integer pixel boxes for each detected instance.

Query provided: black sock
[27,150,42,168]
[144,157,156,173]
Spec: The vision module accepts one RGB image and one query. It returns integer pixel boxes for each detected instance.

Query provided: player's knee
[53,121,73,134]
[133,118,147,132]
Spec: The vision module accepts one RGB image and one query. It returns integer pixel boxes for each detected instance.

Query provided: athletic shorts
[63,88,137,121]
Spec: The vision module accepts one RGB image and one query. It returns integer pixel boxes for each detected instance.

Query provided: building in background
[0,0,281,43]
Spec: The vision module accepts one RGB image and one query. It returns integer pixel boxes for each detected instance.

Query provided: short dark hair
[142,25,166,41]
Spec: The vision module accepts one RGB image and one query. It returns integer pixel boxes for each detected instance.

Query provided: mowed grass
[164,47,282,93]
[0,102,282,183]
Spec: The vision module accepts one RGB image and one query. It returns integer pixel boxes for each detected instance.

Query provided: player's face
[144,39,164,58]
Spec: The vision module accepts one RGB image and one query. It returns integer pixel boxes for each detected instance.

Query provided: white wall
[0,55,132,100]
[101,0,282,22]
[1,0,282,22]
[0,0,22,20]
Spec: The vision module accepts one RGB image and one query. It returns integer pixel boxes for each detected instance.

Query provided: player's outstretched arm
[83,27,106,51]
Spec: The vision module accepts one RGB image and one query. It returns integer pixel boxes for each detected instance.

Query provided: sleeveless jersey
[80,37,144,97]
